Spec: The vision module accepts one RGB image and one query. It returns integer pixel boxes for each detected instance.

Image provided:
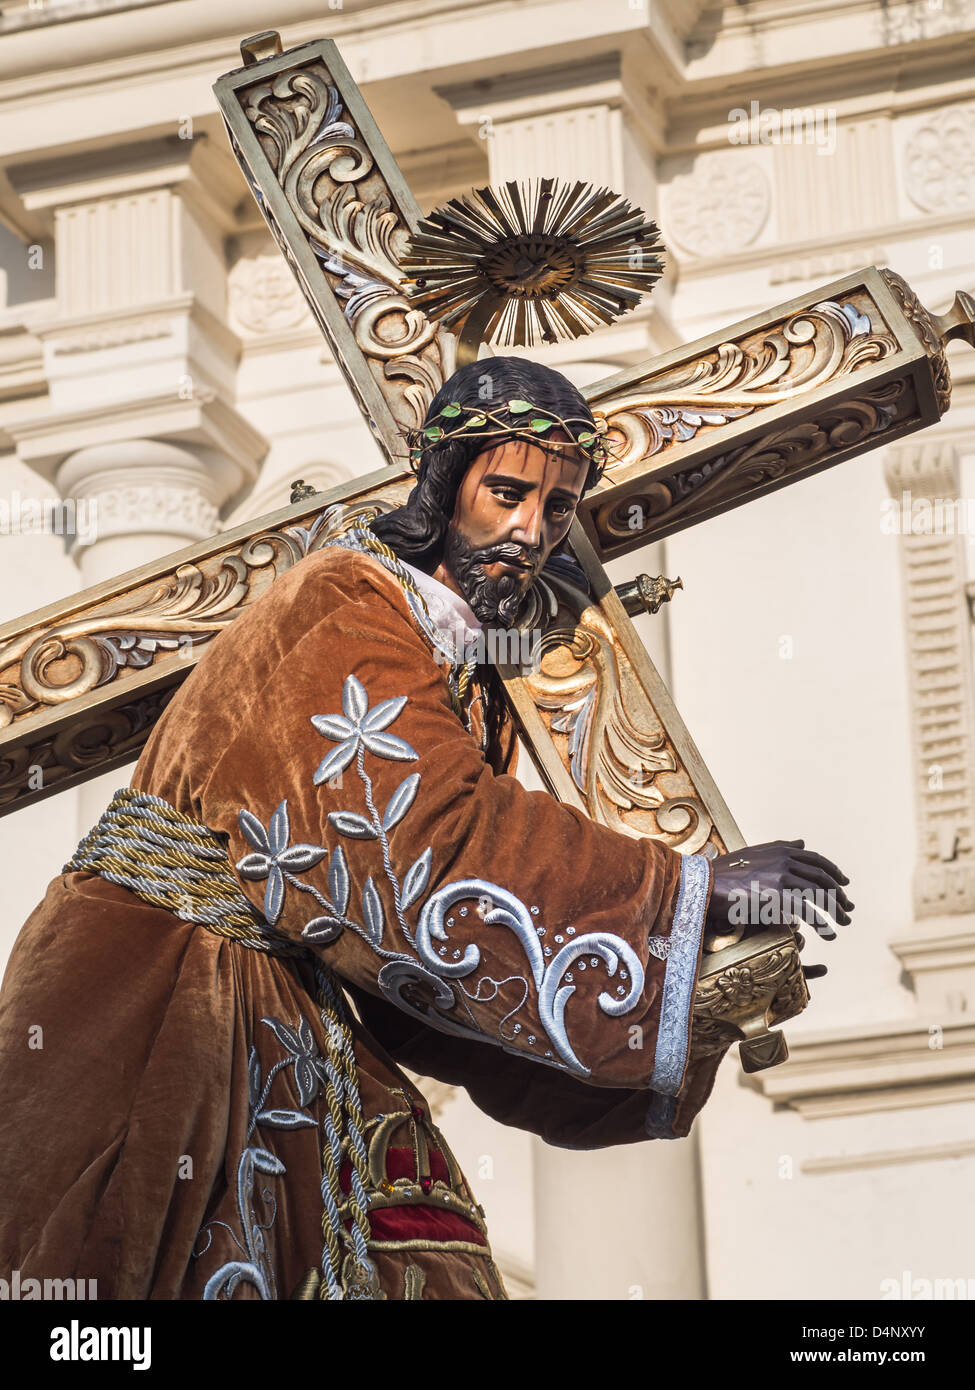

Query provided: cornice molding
[396,139,488,209]
[0,321,44,401]
[7,382,267,483]
[801,1134,975,1174]
[8,133,243,237]
[436,52,625,116]
[27,292,242,370]
[436,49,665,154]
[889,920,975,1015]
[665,206,975,278]
[685,1,975,91]
[0,0,170,35]
[744,1015,975,1118]
[0,1,645,105]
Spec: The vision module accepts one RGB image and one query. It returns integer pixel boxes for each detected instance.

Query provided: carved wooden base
[691,928,810,1073]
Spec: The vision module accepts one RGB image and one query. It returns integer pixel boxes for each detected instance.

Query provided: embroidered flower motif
[195,1018,321,1301]
[261,1014,330,1107]
[236,800,327,925]
[311,674,418,784]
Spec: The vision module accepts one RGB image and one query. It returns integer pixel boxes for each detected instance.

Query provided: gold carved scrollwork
[594,376,913,546]
[691,932,810,1072]
[879,268,952,415]
[0,486,413,809]
[0,688,175,808]
[0,500,401,733]
[236,61,447,435]
[522,566,719,855]
[593,294,899,479]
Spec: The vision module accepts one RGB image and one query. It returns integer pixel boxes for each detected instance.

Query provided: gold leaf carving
[0,498,406,727]
[880,267,952,414]
[593,294,899,479]
[236,62,447,435]
[523,566,716,853]
[594,376,913,546]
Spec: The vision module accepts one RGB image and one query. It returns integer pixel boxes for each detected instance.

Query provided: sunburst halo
[400,177,664,355]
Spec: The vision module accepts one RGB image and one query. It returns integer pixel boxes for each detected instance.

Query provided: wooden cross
[2,32,973,1071]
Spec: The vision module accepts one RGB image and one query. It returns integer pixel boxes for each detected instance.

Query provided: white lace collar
[401,561,482,664]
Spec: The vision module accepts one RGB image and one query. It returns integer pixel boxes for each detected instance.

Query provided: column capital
[435,51,663,179]
[8,385,266,492]
[56,439,241,551]
[884,436,960,498]
[2,129,262,488]
[7,132,242,238]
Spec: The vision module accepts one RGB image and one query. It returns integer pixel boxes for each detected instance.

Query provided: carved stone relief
[666,153,770,258]
[228,247,313,336]
[904,103,975,214]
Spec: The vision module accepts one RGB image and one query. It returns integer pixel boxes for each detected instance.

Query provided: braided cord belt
[65,788,300,952]
[64,787,379,1300]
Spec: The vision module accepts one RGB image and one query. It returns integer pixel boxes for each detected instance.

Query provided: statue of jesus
[0,355,852,1300]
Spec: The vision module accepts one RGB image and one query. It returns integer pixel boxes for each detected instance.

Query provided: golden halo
[400,177,664,361]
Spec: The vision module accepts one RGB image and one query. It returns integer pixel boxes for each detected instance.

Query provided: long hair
[370,356,600,569]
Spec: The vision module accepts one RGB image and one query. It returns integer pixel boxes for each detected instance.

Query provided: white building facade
[2,0,975,1300]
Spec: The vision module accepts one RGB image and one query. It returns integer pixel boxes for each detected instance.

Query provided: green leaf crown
[405,398,610,476]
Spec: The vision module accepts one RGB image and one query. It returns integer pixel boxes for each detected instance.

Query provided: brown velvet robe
[0,543,729,1300]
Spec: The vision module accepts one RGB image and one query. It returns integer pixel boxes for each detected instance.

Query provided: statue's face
[435,431,588,627]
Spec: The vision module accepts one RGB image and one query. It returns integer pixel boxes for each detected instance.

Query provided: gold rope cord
[339,525,478,723]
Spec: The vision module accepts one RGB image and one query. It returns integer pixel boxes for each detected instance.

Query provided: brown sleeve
[199,548,718,1107]
[347,982,731,1148]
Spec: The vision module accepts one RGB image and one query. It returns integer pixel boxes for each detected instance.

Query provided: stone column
[53,439,248,837]
[885,439,975,1015]
[57,440,241,588]
[438,54,657,201]
[532,1129,706,1299]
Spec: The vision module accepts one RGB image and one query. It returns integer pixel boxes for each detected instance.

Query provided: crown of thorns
[405,397,611,476]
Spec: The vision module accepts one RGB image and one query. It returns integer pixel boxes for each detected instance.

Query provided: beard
[441,526,539,628]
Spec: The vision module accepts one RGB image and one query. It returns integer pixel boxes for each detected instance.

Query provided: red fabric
[339,1147,487,1246]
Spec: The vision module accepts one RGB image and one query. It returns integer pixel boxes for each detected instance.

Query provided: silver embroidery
[649,853,711,1096]
[238,673,672,1081]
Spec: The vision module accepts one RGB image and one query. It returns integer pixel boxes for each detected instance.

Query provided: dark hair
[370,355,600,567]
